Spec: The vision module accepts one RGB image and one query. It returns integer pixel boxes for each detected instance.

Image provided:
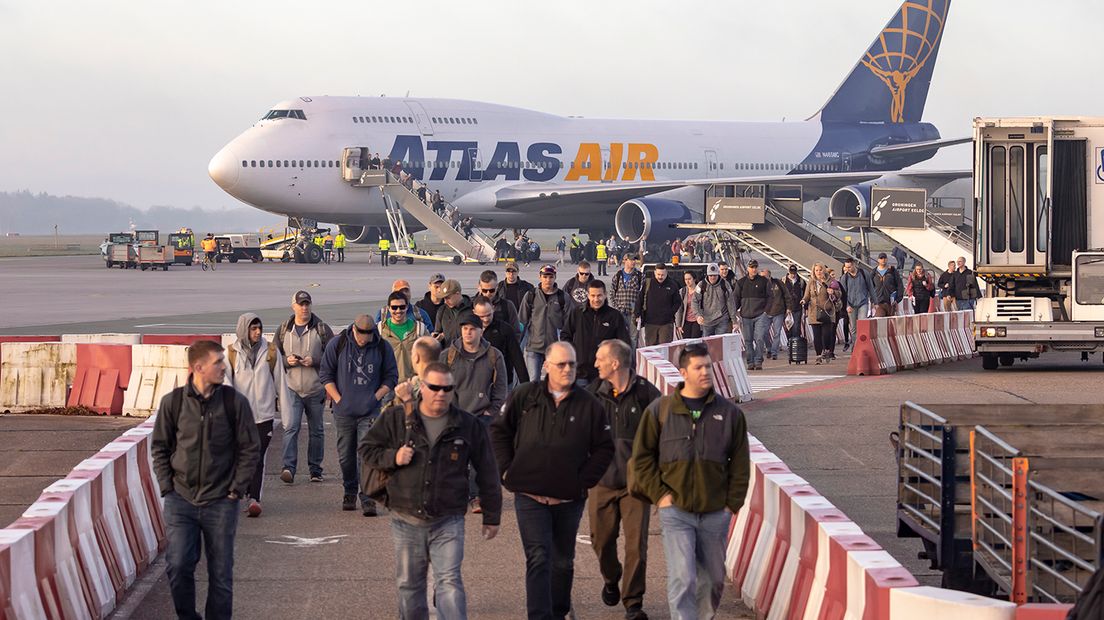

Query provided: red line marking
[744,374,891,405]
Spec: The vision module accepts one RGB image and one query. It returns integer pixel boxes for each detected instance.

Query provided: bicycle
[200,250,217,271]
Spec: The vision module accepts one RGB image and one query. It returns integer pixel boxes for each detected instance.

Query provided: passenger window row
[351,115,479,125]
[241,160,342,168]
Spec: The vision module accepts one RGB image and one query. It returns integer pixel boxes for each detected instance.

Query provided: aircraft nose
[208,144,240,191]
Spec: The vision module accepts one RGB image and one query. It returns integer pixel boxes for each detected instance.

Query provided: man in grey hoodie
[692,263,739,337]
[225,313,279,518]
[440,312,507,513]
[519,264,567,381]
[840,258,873,351]
[274,291,334,485]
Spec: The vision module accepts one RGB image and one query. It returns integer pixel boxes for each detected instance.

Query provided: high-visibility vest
[571,236,581,248]
[201,238,217,253]
[313,236,323,246]
[379,238,391,251]
[334,234,346,248]
[596,243,607,260]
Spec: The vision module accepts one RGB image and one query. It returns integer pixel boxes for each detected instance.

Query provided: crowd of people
[147,244,980,619]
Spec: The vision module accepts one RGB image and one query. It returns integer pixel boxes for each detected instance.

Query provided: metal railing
[897,403,949,542]
[1027,478,1102,603]
[971,425,1020,597]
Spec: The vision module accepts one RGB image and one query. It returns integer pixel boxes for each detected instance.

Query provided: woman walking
[802,263,840,364]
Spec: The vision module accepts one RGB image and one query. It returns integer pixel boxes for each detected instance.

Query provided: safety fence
[848,310,975,375]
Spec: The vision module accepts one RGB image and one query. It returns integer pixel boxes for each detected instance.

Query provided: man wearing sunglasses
[562,260,593,314]
[361,362,501,620]
[492,342,614,620]
[378,291,430,383]
[476,270,519,330]
[319,315,398,516]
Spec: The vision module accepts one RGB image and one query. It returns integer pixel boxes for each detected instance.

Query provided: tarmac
[2,251,1102,617]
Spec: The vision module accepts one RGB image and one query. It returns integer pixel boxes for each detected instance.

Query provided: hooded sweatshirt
[441,338,507,417]
[225,313,278,424]
[319,325,399,418]
[692,277,738,327]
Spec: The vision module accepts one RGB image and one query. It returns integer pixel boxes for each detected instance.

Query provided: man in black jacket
[872,252,905,316]
[476,269,519,330]
[496,261,535,314]
[782,266,806,338]
[762,268,794,361]
[152,340,260,620]
[474,297,529,386]
[361,362,501,620]
[416,273,447,332]
[937,260,957,312]
[953,256,981,312]
[491,342,614,620]
[434,279,473,346]
[561,279,629,385]
[635,263,682,346]
[587,340,660,620]
[732,259,771,370]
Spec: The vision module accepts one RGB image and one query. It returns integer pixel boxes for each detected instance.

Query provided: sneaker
[309,473,324,483]
[601,583,620,607]
[280,469,293,484]
[362,500,379,517]
[469,498,482,514]
[246,500,262,518]
[815,355,823,365]
[625,607,649,620]
[843,342,852,352]
[342,494,357,511]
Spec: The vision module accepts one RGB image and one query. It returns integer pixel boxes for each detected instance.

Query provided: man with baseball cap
[732,259,771,370]
[274,291,335,484]
[434,279,473,346]
[519,264,567,381]
[376,279,433,328]
[692,263,739,337]
[416,273,447,332]
[496,261,534,314]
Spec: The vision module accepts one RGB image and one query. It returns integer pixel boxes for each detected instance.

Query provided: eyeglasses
[352,326,373,334]
[480,288,495,294]
[389,305,407,311]
[549,360,577,369]
[424,383,455,393]
[577,272,591,277]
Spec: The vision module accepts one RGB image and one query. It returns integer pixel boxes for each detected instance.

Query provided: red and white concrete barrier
[847,310,976,376]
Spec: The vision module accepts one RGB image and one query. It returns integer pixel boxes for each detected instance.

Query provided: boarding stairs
[353,170,497,263]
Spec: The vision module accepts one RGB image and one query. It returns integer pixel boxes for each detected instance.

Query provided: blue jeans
[391,515,467,620]
[163,492,239,620]
[741,313,770,365]
[956,299,976,312]
[700,320,731,338]
[524,350,545,384]
[658,506,730,620]
[766,313,786,357]
[334,413,376,503]
[282,390,325,477]
[514,494,586,620]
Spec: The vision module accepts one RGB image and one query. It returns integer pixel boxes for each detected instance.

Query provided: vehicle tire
[281,253,291,263]
[162,264,169,271]
[252,255,264,263]
[451,255,462,265]
[388,255,397,265]
[229,255,239,264]
[293,247,306,263]
[305,244,323,264]
[981,353,999,370]
[216,255,223,263]
[405,257,414,265]
[998,354,1015,367]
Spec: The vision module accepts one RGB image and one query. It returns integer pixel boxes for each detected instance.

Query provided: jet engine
[828,175,917,229]
[338,225,380,244]
[614,198,692,244]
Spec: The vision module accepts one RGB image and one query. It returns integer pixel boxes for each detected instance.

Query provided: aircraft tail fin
[813,0,950,124]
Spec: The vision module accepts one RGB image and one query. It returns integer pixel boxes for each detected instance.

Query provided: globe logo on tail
[861,0,948,123]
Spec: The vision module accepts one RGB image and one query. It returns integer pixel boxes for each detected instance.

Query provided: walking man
[379,236,391,267]
[636,263,682,346]
[631,343,750,620]
[152,340,259,620]
[610,255,644,346]
[225,313,278,517]
[761,268,793,361]
[491,342,614,620]
[319,314,398,515]
[334,230,347,263]
[474,297,528,387]
[588,340,660,620]
[840,258,873,350]
[497,262,536,316]
[596,238,609,276]
[476,270,519,329]
[782,265,806,339]
[871,252,904,317]
[360,361,502,620]
[937,260,957,312]
[562,261,593,314]
[275,291,334,484]
[953,256,980,312]
[693,263,739,337]
[561,279,629,385]
[519,264,567,381]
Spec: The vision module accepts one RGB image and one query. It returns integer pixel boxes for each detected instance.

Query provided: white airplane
[208,0,965,246]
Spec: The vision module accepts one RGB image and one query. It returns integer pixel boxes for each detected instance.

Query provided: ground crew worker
[313,233,323,248]
[322,233,334,264]
[333,231,346,263]
[408,234,416,253]
[570,233,583,263]
[200,234,217,264]
[378,236,391,267]
[596,239,608,276]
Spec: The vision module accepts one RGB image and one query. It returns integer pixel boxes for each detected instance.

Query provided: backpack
[1067,563,1104,620]
[627,399,672,503]
[228,342,277,376]
[446,345,498,385]
[275,317,331,357]
[360,400,415,504]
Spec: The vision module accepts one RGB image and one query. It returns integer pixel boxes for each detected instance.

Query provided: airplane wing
[491,171,888,212]
[869,137,972,158]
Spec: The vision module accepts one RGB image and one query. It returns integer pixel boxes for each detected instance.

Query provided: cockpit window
[262,109,307,120]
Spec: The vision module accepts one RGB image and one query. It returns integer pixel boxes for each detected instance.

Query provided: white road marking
[264,534,348,548]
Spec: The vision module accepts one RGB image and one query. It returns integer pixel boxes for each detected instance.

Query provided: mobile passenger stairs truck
[973,117,1104,369]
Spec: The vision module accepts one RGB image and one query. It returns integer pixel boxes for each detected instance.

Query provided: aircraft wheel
[981,353,999,371]
[305,244,323,264]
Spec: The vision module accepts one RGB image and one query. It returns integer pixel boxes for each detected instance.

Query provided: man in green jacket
[631,343,750,620]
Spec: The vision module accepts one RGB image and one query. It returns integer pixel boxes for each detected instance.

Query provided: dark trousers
[248,420,273,501]
[468,414,493,499]
[840,311,851,346]
[515,494,586,620]
[164,492,239,620]
[642,323,674,346]
[380,250,389,266]
[588,485,650,611]
[334,413,375,506]
[336,248,345,262]
[810,322,835,356]
[914,295,932,313]
[597,260,608,276]
[786,308,805,338]
[680,321,702,340]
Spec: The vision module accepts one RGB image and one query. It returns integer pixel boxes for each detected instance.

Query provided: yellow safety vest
[313,236,323,246]
[596,243,607,260]
[379,238,391,251]
[334,234,346,248]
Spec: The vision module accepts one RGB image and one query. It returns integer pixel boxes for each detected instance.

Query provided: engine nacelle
[615,198,692,244]
[338,225,378,244]
[827,184,873,227]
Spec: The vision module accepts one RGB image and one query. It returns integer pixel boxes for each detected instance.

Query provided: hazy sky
[2,0,1100,211]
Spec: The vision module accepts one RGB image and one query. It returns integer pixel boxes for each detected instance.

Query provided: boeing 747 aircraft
[208,0,965,246]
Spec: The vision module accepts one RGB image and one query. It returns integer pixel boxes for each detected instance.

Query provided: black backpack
[1068,559,1104,620]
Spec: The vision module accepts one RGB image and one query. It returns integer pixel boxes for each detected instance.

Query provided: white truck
[973,117,1104,369]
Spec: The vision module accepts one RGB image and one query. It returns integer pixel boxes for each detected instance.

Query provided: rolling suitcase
[788,335,808,364]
